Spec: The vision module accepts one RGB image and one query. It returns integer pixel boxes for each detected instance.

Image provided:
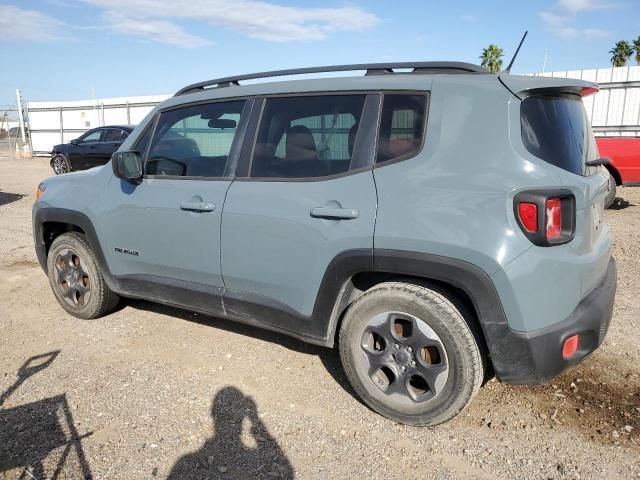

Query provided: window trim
[140,97,252,181]
[373,91,430,170]
[240,91,381,183]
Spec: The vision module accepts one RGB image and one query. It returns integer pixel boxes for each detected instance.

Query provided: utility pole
[542,50,548,74]
[15,89,31,157]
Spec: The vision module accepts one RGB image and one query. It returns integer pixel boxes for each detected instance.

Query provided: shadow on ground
[128,299,359,404]
[0,190,24,207]
[0,351,94,479]
[609,197,635,210]
[167,386,294,479]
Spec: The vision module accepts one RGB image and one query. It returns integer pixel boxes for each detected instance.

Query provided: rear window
[520,94,597,176]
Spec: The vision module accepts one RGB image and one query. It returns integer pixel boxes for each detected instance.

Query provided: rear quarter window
[520,94,598,176]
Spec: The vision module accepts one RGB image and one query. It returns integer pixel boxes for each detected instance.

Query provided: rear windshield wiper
[585,157,611,167]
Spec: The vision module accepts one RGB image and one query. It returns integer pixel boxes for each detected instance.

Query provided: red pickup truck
[596,137,640,207]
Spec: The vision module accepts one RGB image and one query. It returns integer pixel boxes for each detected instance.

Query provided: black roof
[175,62,488,96]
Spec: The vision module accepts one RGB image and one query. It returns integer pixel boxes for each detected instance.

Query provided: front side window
[146,100,245,178]
[251,95,366,179]
[376,94,427,164]
[78,129,102,143]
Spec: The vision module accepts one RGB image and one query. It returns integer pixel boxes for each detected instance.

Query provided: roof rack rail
[174,61,488,96]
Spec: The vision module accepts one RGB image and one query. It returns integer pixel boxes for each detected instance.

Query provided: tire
[52,154,71,175]
[46,232,119,319]
[339,282,484,426]
[604,172,617,209]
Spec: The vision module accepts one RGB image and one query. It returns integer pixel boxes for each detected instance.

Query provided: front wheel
[52,154,71,175]
[46,232,119,319]
[339,282,484,426]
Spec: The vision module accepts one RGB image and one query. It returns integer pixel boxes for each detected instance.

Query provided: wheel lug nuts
[394,344,399,350]
[408,346,413,352]
[411,361,416,366]
[400,365,406,372]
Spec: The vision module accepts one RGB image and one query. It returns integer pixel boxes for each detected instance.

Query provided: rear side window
[376,94,427,164]
[146,100,245,178]
[103,129,127,142]
[251,95,366,179]
[520,94,597,176]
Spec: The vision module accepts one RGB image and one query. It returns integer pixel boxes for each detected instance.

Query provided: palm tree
[480,45,504,73]
[609,40,633,67]
[633,36,640,66]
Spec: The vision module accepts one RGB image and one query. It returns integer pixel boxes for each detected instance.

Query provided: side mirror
[70,139,79,145]
[112,151,143,183]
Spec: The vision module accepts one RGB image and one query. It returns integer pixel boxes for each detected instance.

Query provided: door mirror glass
[112,151,143,183]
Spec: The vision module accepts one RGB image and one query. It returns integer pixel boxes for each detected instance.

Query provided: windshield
[520,94,597,176]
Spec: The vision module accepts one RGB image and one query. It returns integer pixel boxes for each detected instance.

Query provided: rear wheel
[52,154,71,175]
[46,232,119,319]
[604,172,617,209]
[339,282,484,426]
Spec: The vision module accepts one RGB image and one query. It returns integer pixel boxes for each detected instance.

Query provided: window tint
[146,101,245,177]
[520,94,597,176]
[79,129,102,143]
[251,95,366,178]
[376,94,426,164]
[103,129,126,142]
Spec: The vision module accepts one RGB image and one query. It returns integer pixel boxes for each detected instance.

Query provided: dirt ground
[1,158,639,480]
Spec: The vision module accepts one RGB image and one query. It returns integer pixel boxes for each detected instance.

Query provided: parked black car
[50,125,135,175]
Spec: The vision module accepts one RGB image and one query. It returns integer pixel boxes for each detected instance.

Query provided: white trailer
[28,95,168,155]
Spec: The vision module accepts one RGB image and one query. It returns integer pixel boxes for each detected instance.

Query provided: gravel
[1,159,638,479]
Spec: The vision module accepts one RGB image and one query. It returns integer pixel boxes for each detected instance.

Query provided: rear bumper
[493,257,616,384]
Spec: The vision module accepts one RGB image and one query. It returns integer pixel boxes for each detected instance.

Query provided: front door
[69,128,104,170]
[221,94,379,339]
[100,99,251,313]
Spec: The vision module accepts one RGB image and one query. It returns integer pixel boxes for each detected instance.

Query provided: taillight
[517,203,538,232]
[514,190,575,246]
[546,198,562,240]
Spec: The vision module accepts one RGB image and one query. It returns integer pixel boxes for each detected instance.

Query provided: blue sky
[0,0,638,107]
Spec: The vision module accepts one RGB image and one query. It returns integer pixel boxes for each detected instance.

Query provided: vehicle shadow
[0,351,94,479]
[0,190,24,207]
[167,386,294,479]
[608,197,635,210]
[128,300,360,404]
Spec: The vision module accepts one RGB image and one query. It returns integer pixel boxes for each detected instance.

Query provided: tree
[480,45,504,73]
[633,36,640,66]
[609,40,633,67]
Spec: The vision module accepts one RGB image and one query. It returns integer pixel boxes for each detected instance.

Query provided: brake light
[546,198,562,240]
[580,86,599,97]
[517,202,538,232]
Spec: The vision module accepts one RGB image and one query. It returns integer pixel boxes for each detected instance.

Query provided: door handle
[89,145,97,150]
[180,201,216,212]
[310,206,359,220]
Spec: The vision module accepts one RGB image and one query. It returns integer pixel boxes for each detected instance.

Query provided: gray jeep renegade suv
[33,62,616,426]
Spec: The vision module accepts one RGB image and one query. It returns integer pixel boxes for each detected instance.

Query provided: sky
[0,0,639,108]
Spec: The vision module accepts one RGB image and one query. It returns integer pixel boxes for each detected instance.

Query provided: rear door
[220,94,379,338]
[100,99,252,313]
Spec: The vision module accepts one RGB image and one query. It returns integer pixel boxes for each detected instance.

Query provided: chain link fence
[0,107,31,160]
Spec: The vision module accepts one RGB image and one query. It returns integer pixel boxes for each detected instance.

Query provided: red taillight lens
[517,202,538,232]
[546,198,562,240]
[562,334,579,359]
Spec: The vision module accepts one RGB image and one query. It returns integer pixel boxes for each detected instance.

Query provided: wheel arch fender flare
[33,208,115,288]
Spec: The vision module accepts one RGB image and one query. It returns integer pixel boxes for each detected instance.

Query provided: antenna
[505,31,528,73]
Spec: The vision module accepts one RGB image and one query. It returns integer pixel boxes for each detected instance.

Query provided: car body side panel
[596,137,640,184]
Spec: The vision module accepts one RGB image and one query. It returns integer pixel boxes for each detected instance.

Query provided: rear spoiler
[498,73,598,100]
